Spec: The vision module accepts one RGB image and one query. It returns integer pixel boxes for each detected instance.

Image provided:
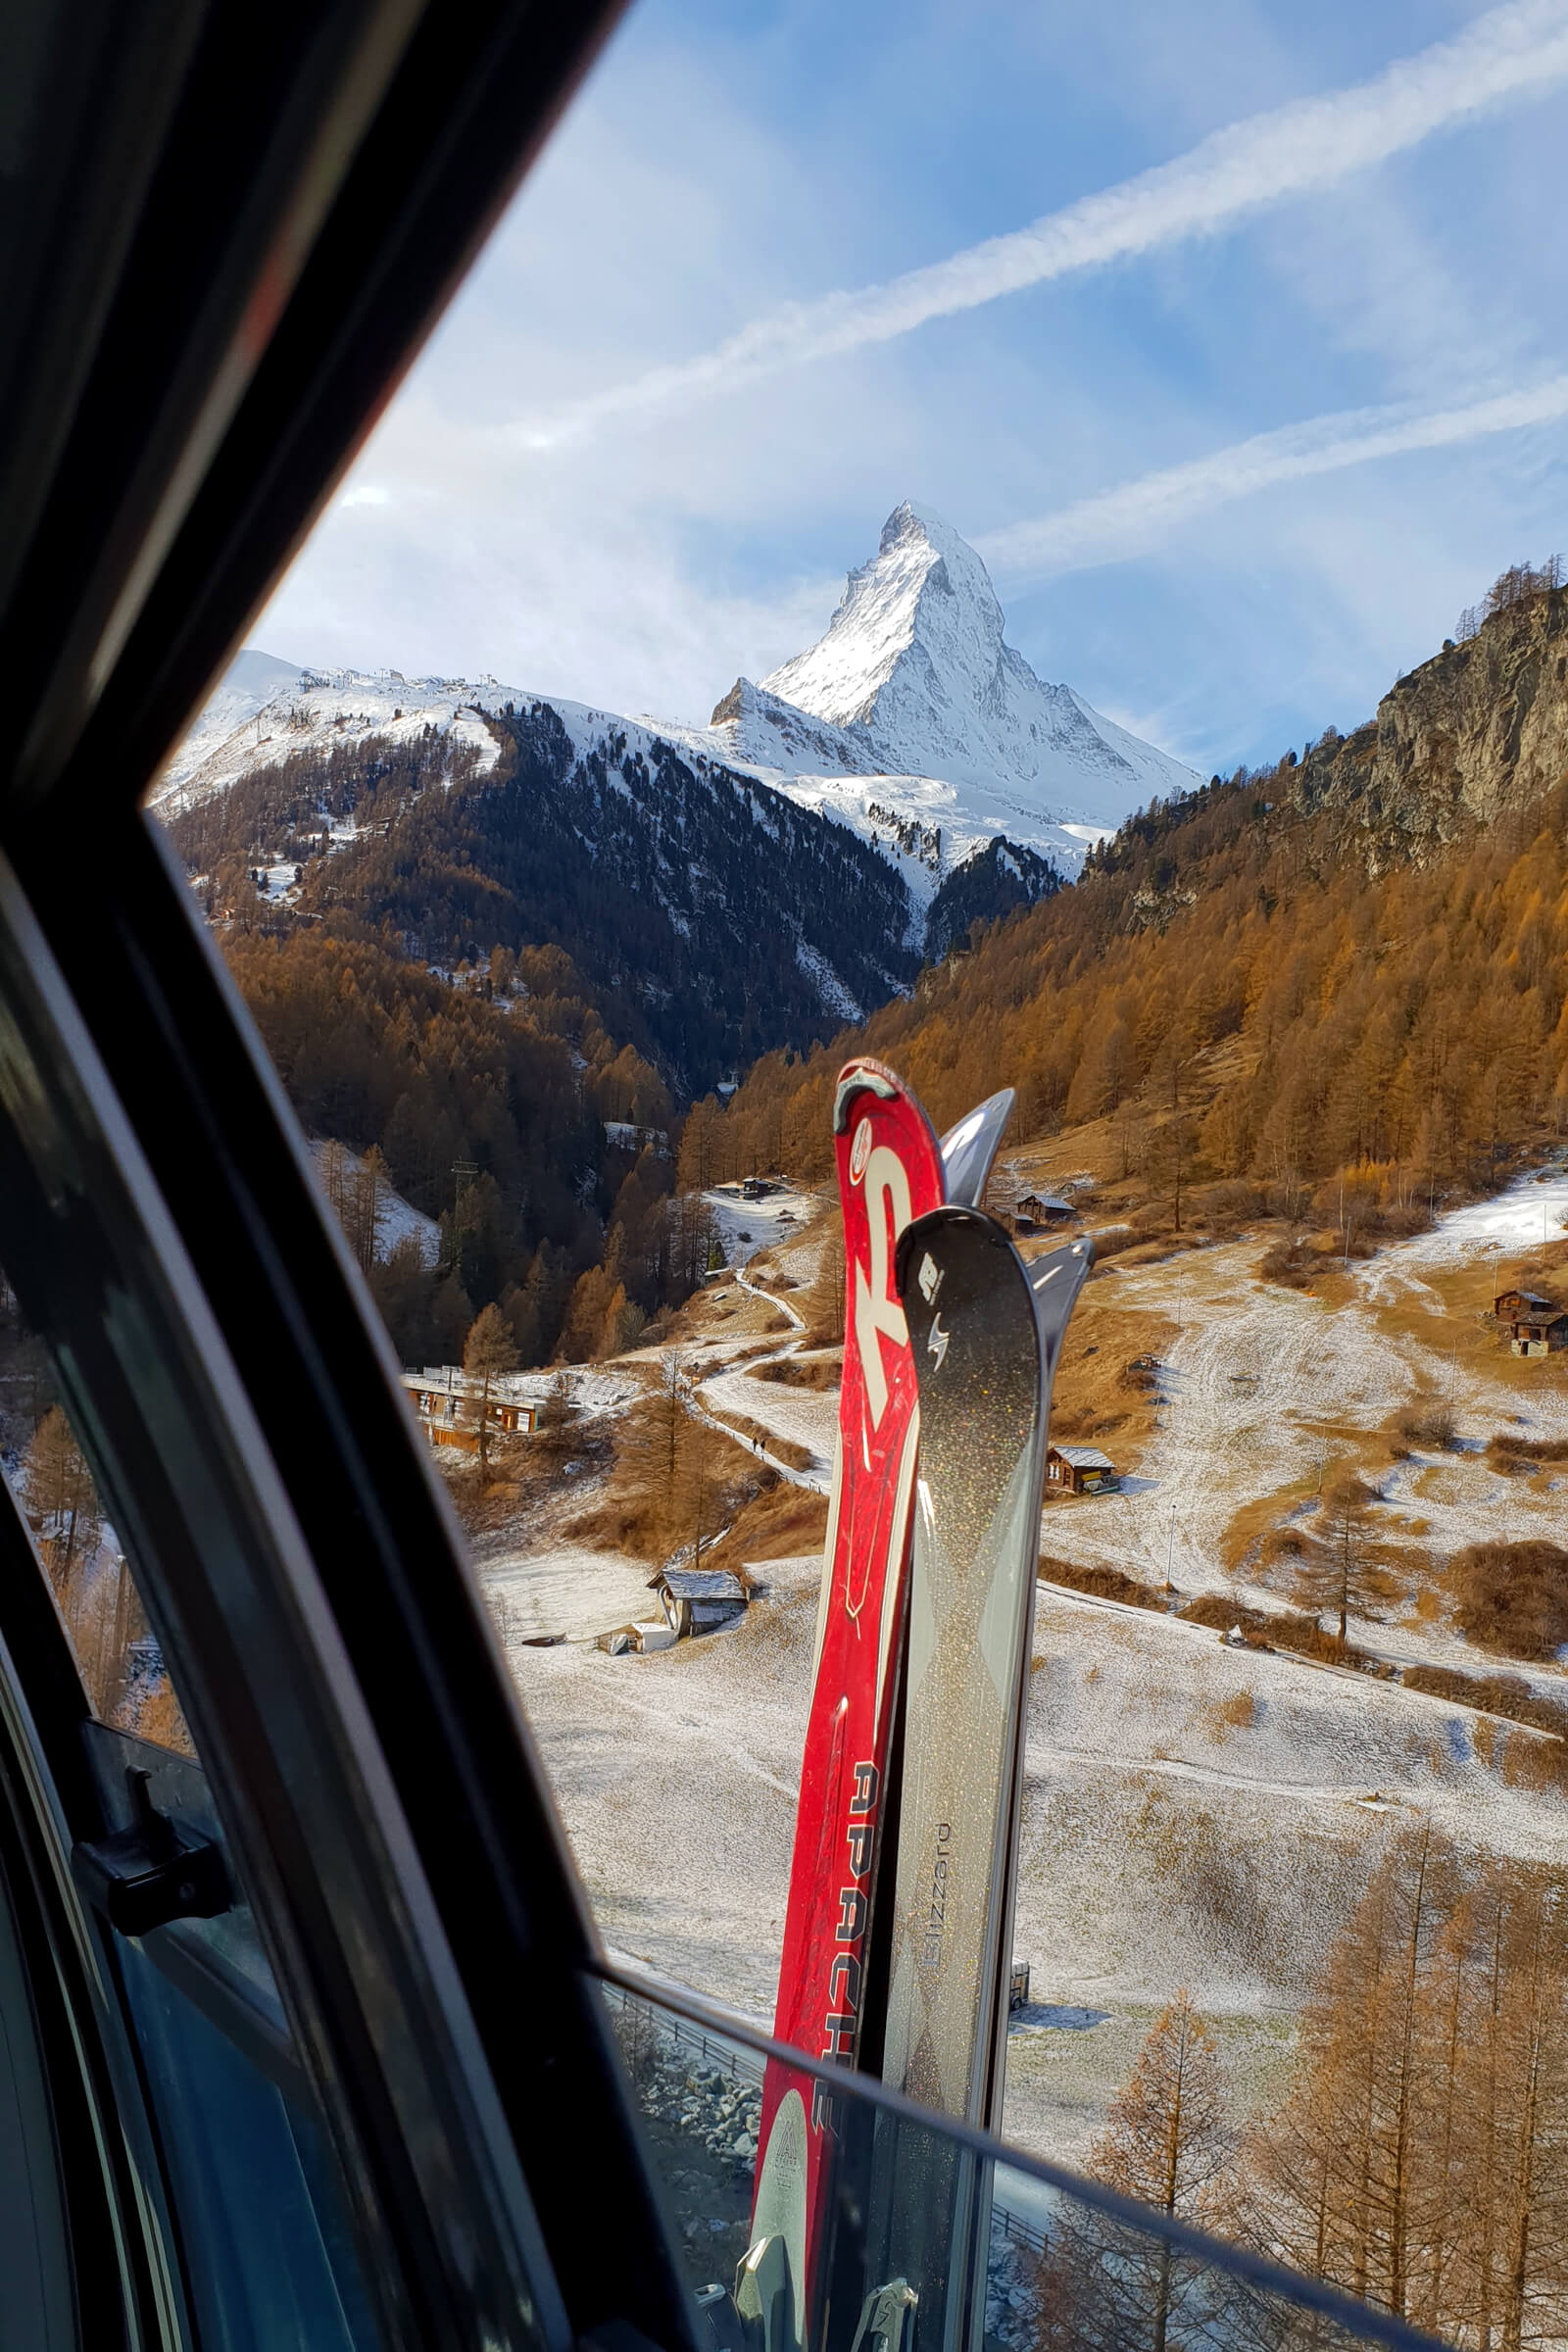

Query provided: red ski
[747,1059,945,2340]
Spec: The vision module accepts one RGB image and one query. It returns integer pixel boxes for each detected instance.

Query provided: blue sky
[259,0,1568,776]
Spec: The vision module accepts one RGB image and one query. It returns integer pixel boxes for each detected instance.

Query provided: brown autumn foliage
[1248,1830,1568,2343]
[1402,1661,1568,1741]
[698,1479,828,1581]
[1257,1236,1318,1289]
[1035,1834,1568,2352]
[1391,1396,1459,1453]
[1450,1538,1568,1658]
[701,764,1568,1221]
[1031,1991,1243,2351]
[1176,1592,1391,1673]
[564,1349,777,1565]
[747,1352,841,1390]
[1486,1431,1568,1472]
[1038,1555,1169,1611]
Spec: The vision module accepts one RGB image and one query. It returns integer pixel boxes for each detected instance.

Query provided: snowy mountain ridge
[158,503,1198,893]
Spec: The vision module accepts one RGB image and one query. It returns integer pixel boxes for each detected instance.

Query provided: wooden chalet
[648,1565,748,1638]
[1509,1308,1568,1357]
[1495,1288,1556,1322]
[1013,1192,1077,1234]
[401,1370,537,1452]
[1046,1444,1118,1495]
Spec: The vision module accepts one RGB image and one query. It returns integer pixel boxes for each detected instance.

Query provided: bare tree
[1040,1991,1238,2352]
[463,1300,519,1475]
[1295,1474,1391,1644]
[24,1405,101,1593]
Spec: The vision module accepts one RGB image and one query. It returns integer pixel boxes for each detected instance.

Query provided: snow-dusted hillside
[152,664,509,813]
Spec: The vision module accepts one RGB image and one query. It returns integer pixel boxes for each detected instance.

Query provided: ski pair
[747,1060,1087,2350]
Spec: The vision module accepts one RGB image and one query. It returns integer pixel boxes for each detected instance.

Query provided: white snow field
[491,1174,1568,2169]
[482,1546,656,1646]
[701,1182,817,1267]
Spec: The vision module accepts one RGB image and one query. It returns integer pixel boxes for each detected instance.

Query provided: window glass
[0,1854,76,2349]
[143,0,1568,2328]
[0,1287,381,2346]
[0,1276,190,1751]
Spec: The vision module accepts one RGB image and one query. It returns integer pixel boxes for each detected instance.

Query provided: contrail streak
[975,378,1568,579]
[516,0,1568,450]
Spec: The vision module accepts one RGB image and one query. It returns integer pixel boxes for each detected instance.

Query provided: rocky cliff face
[1292,587,1568,852]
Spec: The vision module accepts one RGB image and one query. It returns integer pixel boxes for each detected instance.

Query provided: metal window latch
[72,1767,231,1937]
[849,2280,917,2352]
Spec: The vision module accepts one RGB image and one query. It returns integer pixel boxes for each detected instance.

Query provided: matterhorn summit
[700,502,1198,866]
[161,502,1197,1004]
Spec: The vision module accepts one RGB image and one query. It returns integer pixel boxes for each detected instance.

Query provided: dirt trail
[695,1254,835,1491]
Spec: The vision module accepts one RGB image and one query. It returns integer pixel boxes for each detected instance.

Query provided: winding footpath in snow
[692,1258,833,1494]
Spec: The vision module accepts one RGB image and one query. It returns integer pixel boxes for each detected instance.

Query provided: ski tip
[893,1200,1018,1304]
[938,1088,1015,1208]
[1026,1234,1094,1288]
[1027,1234,1094,1343]
[832,1056,905,1134]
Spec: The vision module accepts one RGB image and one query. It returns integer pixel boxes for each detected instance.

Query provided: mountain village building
[1492,1289,1568,1354]
[1494,1287,1557,1321]
[648,1565,748,1639]
[1509,1309,1568,1357]
[1046,1444,1119,1495]
[401,1368,538,1452]
[1012,1192,1077,1233]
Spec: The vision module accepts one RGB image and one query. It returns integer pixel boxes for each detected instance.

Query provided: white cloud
[514,0,1568,450]
[976,377,1568,580]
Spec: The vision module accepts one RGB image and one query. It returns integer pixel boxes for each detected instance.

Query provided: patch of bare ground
[1216,1479,1320,1576]
[440,1415,612,1539]
[702,1482,829,1581]
[1046,1301,1179,1463]
[747,1351,841,1391]
[1205,1690,1258,1739]
[1495,1237,1568,1296]
[1039,1555,1171,1611]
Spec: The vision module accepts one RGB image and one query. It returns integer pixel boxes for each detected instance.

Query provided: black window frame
[0,4,699,2347]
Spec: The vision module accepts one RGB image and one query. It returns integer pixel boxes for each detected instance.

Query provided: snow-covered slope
[152,664,509,811]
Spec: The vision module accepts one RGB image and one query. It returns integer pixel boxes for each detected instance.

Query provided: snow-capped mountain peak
[761,500,1004,733]
[725,501,1198,839]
